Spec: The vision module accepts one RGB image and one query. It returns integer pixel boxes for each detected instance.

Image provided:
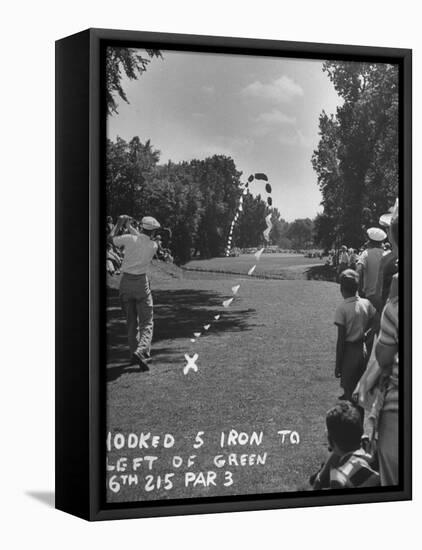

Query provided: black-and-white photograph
[105,47,400,502]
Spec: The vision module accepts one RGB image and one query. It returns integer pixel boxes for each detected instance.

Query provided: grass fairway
[106,261,339,503]
[184,252,324,279]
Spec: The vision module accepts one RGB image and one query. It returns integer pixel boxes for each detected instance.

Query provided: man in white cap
[375,200,399,309]
[108,214,161,370]
[356,226,386,309]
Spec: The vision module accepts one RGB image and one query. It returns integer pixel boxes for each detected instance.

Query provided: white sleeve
[113,234,132,248]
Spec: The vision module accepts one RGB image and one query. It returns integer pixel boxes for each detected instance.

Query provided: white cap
[379,199,398,227]
[367,227,387,242]
[141,216,160,230]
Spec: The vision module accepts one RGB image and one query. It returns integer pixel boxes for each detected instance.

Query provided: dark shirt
[376,252,398,308]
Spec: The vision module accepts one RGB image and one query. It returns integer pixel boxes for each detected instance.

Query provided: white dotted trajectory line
[183,173,275,375]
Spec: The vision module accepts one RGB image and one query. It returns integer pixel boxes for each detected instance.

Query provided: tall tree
[106,137,161,219]
[312,62,399,248]
[191,155,242,258]
[286,218,314,250]
[106,47,162,115]
[232,192,268,249]
[145,161,203,263]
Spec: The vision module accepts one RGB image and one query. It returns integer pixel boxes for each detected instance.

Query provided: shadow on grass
[106,287,255,382]
[305,265,337,282]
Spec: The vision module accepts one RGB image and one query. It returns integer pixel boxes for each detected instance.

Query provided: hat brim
[379,213,392,227]
[142,225,160,231]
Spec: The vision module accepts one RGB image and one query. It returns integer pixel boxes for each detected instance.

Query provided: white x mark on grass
[183,353,199,375]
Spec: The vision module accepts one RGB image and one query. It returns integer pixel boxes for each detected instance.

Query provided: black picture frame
[55,28,412,521]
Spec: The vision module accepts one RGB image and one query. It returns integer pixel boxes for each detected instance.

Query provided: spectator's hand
[335,364,342,379]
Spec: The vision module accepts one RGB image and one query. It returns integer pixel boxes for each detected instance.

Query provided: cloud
[255,109,296,126]
[242,75,304,103]
[163,135,255,164]
[201,85,215,95]
[252,109,297,137]
[278,129,312,148]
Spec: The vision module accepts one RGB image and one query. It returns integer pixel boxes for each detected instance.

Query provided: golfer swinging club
[108,214,161,370]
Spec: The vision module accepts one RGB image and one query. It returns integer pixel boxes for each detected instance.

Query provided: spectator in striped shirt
[311,401,379,489]
[375,200,399,486]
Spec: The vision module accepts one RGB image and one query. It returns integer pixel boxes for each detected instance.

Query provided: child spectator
[311,402,379,489]
[334,269,377,401]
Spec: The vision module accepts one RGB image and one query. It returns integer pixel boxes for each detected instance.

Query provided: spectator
[106,257,115,275]
[334,270,377,401]
[376,203,399,309]
[338,245,350,276]
[326,249,335,267]
[311,402,379,489]
[375,200,399,486]
[349,248,358,270]
[106,216,114,235]
[357,227,386,309]
[154,235,174,263]
[106,243,121,275]
[376,248,397,310]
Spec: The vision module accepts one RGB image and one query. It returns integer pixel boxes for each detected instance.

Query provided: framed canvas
[55,28,412,521]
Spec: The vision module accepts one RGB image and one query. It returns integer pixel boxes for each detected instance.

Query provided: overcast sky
[107,50,342,221]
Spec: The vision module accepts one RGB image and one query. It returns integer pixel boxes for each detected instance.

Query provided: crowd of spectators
[106,206,400,491]
[311,200,399,490]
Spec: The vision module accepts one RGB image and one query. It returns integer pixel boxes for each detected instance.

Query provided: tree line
[312,61,398,249]
[106,136,315,263]
[105,51,398,255]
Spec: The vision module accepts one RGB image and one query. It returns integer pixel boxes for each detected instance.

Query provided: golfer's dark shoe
[338,394,347,400]
[309,471,317,486]
[132,353,150,372]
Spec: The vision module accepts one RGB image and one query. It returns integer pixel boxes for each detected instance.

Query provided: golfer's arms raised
[127,222,141,236]
[107,215,128,244]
